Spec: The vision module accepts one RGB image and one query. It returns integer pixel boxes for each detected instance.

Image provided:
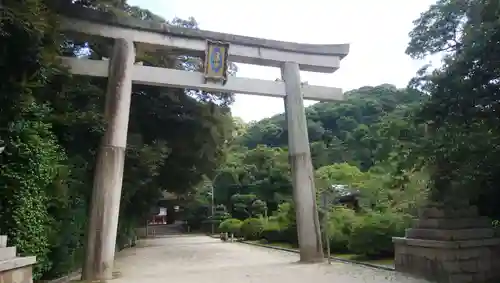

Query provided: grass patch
[252,241,394,267]
[331,253,394,267]
[364,258,394,266]
[258,241,296,249]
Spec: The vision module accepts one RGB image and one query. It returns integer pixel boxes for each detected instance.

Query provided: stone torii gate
[57,5,349,281]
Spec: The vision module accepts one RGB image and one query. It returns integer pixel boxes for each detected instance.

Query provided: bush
[260,220,283,243]
[240,218,264,240]
[325,206,357,253]
[219,218,243,236]
[261,228,282,243]
[280,227,298,246]
[259,203,298,245]
[348,211,411,258]
[0,118,67,279]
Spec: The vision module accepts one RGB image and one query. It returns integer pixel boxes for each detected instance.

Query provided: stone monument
[393,203,500,283]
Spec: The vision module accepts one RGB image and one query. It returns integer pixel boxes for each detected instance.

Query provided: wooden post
[82,38,135,281]
[281,62,324,263]
[321,194,331,264]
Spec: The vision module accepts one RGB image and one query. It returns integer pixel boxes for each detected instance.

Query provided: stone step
[418,206,479,219]
[0,236,7,248]
[0,247,16,261]
[393,236,500,249]
[405,228,494,241]
[0,256,36,273]
[412,217,492,230]
[394,236,500,282]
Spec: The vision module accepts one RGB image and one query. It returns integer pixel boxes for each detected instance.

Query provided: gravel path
[112,235,430,283]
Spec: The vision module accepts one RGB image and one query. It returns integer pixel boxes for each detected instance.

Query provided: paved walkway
[111,235,430,283]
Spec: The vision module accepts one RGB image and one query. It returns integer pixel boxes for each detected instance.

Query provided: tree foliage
[406,0,500,218]
[0,0,234,279]
[238,85,425,171]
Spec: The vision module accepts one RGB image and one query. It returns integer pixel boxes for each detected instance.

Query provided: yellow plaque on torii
[204,40,230,85]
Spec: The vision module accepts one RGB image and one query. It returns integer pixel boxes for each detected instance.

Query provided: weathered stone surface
[394,238,500,282]
[0,265,33,283]
[459,238,500,248]
[394,244,493,282]
[418,206,479,219]
[394,237,457,249]
[459,259,478,273]
[0,257,36,274]
[412,217,492,230]
[0,247,16,262]
[405,228,494,241]
[0,236,35,283]
[418,207,446,219]
[394,205,500,283]
[0,236,7,248]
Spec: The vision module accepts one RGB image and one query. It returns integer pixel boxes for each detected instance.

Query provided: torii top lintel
[55,3,350,73]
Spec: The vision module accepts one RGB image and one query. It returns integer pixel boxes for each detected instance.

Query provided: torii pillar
[82,38,135,281]
[283,62,324,262]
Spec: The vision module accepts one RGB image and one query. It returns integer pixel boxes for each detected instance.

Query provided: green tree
[237,85,424,171]
[0,0,236,279]
[229,194,267,219]
[406,0,500,218]
[219,218,242,236]
[315,163,365,190]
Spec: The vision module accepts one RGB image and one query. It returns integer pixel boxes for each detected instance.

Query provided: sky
[127,0,436,122]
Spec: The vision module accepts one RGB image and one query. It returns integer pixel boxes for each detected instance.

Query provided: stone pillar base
[0,235,36,283]
[393,206,500,283]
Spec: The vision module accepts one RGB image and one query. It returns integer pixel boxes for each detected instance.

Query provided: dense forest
[0,0,234,280]
[239,84,425,171]
[2,0,500,281]
[185,84,430,258]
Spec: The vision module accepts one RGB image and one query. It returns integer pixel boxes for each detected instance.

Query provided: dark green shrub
[0,117,67,279]
[325,206,357,253]
[241,218,264,240]
[260,202,298,245]
[261,228,283,243]
[219,218,243,236]
[261,212,298,244]
[260,224,297,246]
[348,211,411,258]
[261,221,285,243]
[280,224,298,246]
